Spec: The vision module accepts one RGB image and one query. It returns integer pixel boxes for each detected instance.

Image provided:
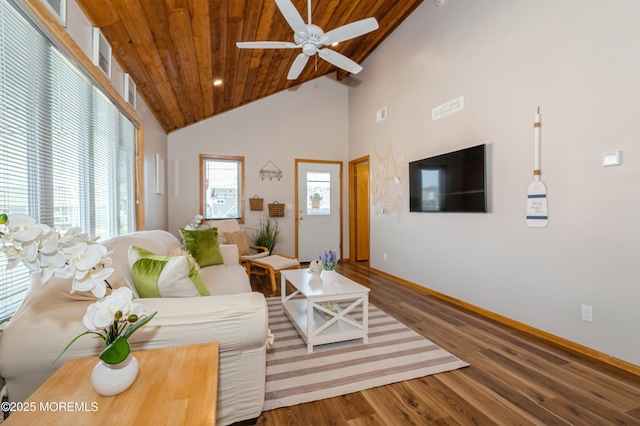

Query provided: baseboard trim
[370,267,640,377]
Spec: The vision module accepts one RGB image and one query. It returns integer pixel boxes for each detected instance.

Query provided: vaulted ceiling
[75,0,424,133]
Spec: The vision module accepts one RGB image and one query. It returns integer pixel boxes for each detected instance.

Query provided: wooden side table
[3,342,219,425]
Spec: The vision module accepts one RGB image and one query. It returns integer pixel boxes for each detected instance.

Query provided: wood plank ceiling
[75,0,424,133]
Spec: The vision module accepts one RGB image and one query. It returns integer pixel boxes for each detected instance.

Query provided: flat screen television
[409,144,487,213]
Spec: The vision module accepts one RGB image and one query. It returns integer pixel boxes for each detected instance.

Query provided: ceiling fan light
[302,43,316,56]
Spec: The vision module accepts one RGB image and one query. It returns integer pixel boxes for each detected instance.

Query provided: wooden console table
[4,342,219,425]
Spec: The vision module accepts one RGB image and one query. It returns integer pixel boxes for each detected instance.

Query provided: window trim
[22,0,145,229]
[199,154,245,224]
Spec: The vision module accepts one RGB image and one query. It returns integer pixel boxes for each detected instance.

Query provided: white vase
[320,269,337,285]
[90,354,139,396]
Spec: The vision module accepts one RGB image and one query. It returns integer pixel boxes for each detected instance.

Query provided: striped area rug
[264,297,469,411]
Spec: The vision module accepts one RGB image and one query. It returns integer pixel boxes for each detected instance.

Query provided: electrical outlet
[383,253,388,261]
[581,304,593,322]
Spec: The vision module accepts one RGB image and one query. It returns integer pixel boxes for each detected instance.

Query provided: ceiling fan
[236,0,379,80]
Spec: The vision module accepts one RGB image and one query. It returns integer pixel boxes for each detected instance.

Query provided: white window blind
[0,0,138,322]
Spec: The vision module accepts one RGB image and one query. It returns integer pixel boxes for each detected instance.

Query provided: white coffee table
[280,268,370,353]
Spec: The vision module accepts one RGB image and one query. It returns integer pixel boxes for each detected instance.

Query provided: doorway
[349,156,370,262]
[295,160,343,262]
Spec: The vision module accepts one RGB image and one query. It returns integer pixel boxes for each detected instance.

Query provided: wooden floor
[249,261,640,425]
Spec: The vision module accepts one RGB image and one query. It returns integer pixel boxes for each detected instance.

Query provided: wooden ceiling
[75,0,424,133]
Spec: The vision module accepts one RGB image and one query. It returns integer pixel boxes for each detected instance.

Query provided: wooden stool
[248,255,300,292]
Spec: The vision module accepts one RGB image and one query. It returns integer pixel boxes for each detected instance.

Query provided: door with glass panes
[296,160,341,262]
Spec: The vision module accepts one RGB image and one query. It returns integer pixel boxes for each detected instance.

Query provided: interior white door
[296,161,341,262]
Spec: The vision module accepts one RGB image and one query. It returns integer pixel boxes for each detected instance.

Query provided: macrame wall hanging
[372,142,407,217]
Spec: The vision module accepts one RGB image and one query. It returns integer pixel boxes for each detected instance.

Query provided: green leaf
[52,331,105,365]
[99,336,131,364]
[122,311,157,340]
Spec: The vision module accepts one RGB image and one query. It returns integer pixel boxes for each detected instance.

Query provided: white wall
[349,0,640,366]
[139,99,169,231]
[62,0,168,230]
[168,76,349,256]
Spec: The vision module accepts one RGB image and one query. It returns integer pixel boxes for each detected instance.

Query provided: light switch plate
[602,151,622,167]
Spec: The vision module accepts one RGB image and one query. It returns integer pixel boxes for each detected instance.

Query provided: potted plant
[253,215,281,254]
[318,249,339,285]
[1,213,156,396]
[309,193,322,209]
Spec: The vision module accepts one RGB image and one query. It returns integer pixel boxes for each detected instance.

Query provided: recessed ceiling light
[213,79,223,86]
[331,42,339,47]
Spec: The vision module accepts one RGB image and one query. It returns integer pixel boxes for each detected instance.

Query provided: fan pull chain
[314,54,318,71]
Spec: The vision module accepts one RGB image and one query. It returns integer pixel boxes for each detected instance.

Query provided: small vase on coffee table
[320,269,337,285]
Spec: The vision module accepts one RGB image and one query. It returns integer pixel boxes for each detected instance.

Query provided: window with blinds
[0,0,138,322]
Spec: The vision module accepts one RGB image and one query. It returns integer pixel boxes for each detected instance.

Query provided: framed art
[40,0,66,27]
[155,154,165,195]
[92,28,112,79]
[123,73,136,108]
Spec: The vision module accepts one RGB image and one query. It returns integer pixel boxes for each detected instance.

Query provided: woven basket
[268,201,285,217]
[249,196,264,211]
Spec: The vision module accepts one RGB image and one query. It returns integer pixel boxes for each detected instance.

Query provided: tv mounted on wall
[409,144,487,213]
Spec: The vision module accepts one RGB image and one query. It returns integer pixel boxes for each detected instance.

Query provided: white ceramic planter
[320,269,337,285]
[90,354,139,396]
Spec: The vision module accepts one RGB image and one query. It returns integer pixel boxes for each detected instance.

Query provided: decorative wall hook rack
[260,161,282,181]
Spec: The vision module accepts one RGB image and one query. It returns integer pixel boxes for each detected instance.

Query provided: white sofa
[0,229,269,425]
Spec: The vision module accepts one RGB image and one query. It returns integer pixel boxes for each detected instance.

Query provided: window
[0,0,139,322]
[306,171,331,215]
[200,155,244,222]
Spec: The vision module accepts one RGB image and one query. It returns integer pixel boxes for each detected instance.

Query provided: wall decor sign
[259,160,282,181]
[123,73,136,108]
[526,107,548,228]
[92,28,112,80]
[41,0,66,27]
[432,96,464,120]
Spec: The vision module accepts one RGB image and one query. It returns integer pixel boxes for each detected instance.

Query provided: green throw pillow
[179,227,224,267]
[128,246,210,298]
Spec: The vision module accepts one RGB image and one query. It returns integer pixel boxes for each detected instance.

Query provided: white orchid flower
[62,242,87,264]
[82,287,142,330]
[38,232,59,255]
[54,264,74,280]
[21,240,39,263]
[58,227,95,246]
[82,303,101,330]
[19,241,41,272]
[1,214,113,295]
[72,243,108,272]
[39,250,67,284]
[12,222,50,246]
[110,288,137,309]
[1,245,24,270]
[2,215,60,274]
[72,267,113,298]
[4,214,37,234]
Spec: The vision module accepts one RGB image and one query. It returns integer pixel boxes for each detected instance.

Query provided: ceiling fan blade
[318,48,363,74]
[287,53,310,80]
[236,41,299,49]
[275,0,308,37]
[323,17,379,44]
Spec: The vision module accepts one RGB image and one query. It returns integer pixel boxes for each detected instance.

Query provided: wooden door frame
[295,159,344,261]
[349,156,370,264]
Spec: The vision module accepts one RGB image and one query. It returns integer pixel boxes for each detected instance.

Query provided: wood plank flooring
[249,261,640,425]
